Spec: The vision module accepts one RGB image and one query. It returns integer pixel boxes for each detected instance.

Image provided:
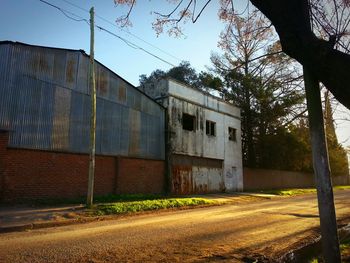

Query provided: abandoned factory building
[0,41,242,202]
[140,79,243,194]
[0,41,165,201]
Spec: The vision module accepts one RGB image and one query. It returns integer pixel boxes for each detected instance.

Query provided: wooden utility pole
[303,66,341,262]
[87,6,96,208]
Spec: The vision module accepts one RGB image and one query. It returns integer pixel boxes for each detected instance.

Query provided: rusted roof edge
[0,40,166,109]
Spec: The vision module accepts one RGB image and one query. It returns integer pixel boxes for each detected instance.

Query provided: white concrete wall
[166,79,241,117]
[223,115,243,191]
[192,166,223,193]
[165,78,243,192]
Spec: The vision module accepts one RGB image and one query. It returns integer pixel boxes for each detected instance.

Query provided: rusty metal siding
[0,44,12,129]
[0,42,165,160]
[120,106,130,155]
[108,76,119,102]
[69,91,90,153]
[9,76,55,150]
[52,86,71,150]
[100,100,121,155]
[76,53,89,94]
[52,49,67,87]
[171,154,224,194]
[172,166,192,195]
[128,109,141,156]
[65,52,78,89]
[126,86,135,108]
[36,81,54,149]
[96,64,110,98]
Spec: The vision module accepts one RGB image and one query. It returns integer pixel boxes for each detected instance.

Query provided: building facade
[141,78,243,194]
[0,41,165,202]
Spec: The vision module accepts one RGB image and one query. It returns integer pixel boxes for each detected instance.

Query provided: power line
[58,0,183,62]
[60,0,89,12]
[38,0,176,67]
[95,25,175,67]
[38,0,87,23]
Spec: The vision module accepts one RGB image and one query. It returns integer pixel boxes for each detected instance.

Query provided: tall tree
[209,10,304,167]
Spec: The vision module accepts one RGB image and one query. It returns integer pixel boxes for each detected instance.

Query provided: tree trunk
[250,0,350,110]
[304,66,341,263]
[243,62,256,167]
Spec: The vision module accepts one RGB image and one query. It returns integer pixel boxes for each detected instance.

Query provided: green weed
[253,186,350,197]
[94,198,216,215]
[253,188,316,196]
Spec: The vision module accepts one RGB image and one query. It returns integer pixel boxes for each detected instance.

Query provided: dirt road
[1,190,350,262]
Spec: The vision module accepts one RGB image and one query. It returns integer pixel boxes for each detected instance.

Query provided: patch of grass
[252,188,316,196]
[252,185,350,197]
[340,237,350,252]
[94,193,164,203]
[93,198,216,215]
[334,185,350,190]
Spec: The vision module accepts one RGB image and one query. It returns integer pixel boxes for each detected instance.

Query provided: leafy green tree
[257,123,313,172]
[139,69,166,88]
[139,61,204,90]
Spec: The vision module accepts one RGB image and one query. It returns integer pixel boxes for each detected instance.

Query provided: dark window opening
[228,127,237,141]
[182,113,196,131]
[206,120,216,136]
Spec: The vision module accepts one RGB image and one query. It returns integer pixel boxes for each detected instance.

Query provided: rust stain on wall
[128,110,140,156]
[31,56,49,75]
[66,59,75,83]
[172,165,192,194]
[98,70,108,96]
[171,155,225,194]
[118,82,126,102]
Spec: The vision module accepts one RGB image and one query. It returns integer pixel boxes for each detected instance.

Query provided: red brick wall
[116,158,165,194]
[0,131,8,198]
[0,132,165,202]
[243,168,350,190]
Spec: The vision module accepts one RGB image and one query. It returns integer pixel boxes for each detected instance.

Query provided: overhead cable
[38,0,176,67]
[59,0,183,62]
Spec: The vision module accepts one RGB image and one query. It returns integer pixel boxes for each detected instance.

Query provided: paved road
[1,190,350,263]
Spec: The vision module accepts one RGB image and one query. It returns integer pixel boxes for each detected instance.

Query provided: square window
[228,127,237,141]
[182,113,196,131]
[206,120,216,136]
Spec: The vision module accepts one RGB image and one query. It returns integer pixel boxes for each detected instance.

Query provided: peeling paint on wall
[172,154,224,194]
[172,165,192,194]
[154,79,243,193]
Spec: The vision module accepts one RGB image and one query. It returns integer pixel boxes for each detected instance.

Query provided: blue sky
[1,0,349,150]
[1,0,227,85]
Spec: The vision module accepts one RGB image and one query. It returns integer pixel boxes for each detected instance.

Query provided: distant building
[0,41,165,202]
[140,78,243,194]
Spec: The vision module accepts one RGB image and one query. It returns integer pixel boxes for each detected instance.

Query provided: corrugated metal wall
[0,42,165,160]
